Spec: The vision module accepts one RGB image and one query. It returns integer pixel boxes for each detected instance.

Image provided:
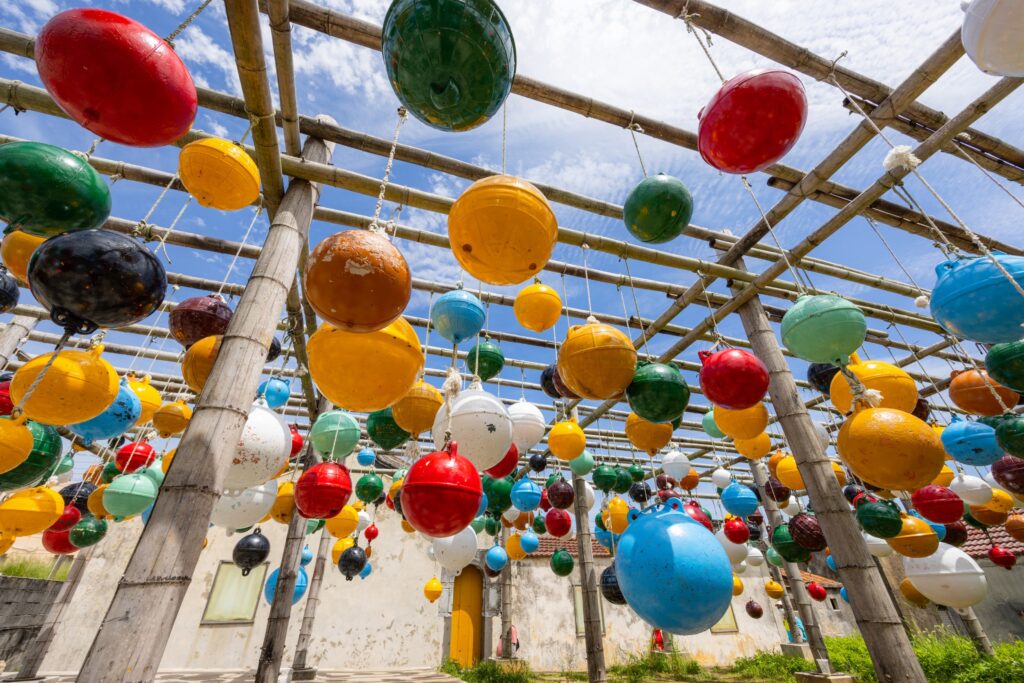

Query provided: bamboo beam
[632,0,1024,173]
[75,120,334,681]
[268,0,301,156]
[0,314,35,370]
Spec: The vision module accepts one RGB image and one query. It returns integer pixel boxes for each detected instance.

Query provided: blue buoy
[68,378,141,446]
[721,482,759,518]
[264,566,309,605]
[941,416,1003,466]
[510,478,542,512]
[356,447,376,467]
[520,529,540,553]
[430,288,485,345]
[359,562,372,580]
[258,377,291,408]
[931,253,1024,344]
[300,545,313,566]
[485,545,508,572]
[839,586,849,603]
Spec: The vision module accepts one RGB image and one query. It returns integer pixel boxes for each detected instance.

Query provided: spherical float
[212,480,278,531]
[702,410,725,438]
[510,479,542,513]
[887,514,939,558]
[837,407,944,491]
[911,485,964,525]
[550,547,574,577]
[355,473,384,505]
[448,175,557,285]
[950,474,993,506]
[600,564,627,605]
[986,340,1024,393]
[941,417,1002,466]
[367,407,410,451]
[431,289,485,346]
[178,138,259,211]
[789,512,827,551]
[949,368,1018,416]
[103,470,159,521]
[28,229,166,334]
[557,319,636,400]
[223,400,291,493]
[432,388,512,471]
[0,417,33,476]
[264,566,308,605]
[711,403,768,441]
[807,363,840,393]
[1005,515,1024,543]
[781,294,866,365]
[66,377,141,446]
[433,527,478,572]
[545,507,572,537]
[624,412,672,455]
[722,517,750,545]
[931,253,1024,344]
[0,142,111,237]
[257,378,290,410]
[0,266,17,315]
[151,400,191,439]
[622,174,694,244]
[304,230,411,333]
[856,499,904,538]
[466,339,504,381]
[11,345,118,426]
[763,476,791,503]
[962,0,1024,77]
[295,462,353,520]
[616,498,733,634]
[992,454,1024,495]
[547,478,575,510]
[988,544,1017,570]
[699,348,769,410]
[381,0,515,132]
[68,516,107,549]
[996,415,1024,458]
[661,450,691,481]
[904,543,988,608]
[0,486,63,536]
[402,442,482,537]
[698,69,807,174]
[771,524,810,563]
[829,357,918,414]
[307,318,423,412]
[115,441,156,474]
[1,230,45,284]
[123,372,161,426]
[514,281,561,332]
[626,361,690,424]
[232,528,271,576]
[735,432,771,460]
[721,482,759,518]
[765,579,785,599]
[508,399,546,453]
[392,381,443,437]
[309,410,361,461]
[423,576,443,603]
[0,420,62,491]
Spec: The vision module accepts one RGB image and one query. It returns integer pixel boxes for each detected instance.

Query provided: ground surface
[37,669,460,683]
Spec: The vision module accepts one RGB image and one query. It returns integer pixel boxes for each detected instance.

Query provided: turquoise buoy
[781,294,866,364]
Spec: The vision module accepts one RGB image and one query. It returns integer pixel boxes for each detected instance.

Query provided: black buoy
[843,484,865,504]
[0,266,18,314]
[529,453,547,473]
[747,522,762,542]
[232,528,271,576]
[628,481,652,503]
[600,564,627,605]
[539,365,560,400]
[266,336,282,363]
[59,481,96,514]
[338,545,367,581]
[806,362,840,393]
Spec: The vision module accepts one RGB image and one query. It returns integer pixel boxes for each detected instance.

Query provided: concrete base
[781,642,814,659]
[795,673,856,683]
[290,667,317,681]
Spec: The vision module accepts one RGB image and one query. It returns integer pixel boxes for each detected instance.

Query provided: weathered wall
[0,574,62,671]
[970,559,1024,643]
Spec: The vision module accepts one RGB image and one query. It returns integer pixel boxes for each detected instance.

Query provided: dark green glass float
[626,361,690,423]
[997,415,1024,458]
[771,523,810,563]
[355,472,385,504]
[986,340,1024,393]
[366,407,410,451]
[487,475,513,513]
[0,420,63,491]
[856,500,903,538]
[485,515,500,536]
[592,464,617,493]
[0,141,110,237]
[381,0,516,132]
[550,547,574,576]
[466,339,504,380]
[628,463,645,482]
[531,514,546,534]
[101,460,121,484]
[69,516,108,548]
[612,467,633,494]
[622,174,694,244]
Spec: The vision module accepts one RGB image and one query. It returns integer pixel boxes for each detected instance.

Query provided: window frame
[200,560,269,626]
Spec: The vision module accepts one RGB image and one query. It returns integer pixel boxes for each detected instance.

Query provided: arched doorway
[449,565,483,667]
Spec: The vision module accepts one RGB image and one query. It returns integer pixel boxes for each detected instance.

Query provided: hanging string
[863,216,929,306]
[501,103,508,175]
[739,177,811,294]
[696,271,727,346]
[950,139,1024,212]
[420,292,435,381]
[677,1,726,83]
[616,285,635,346]
[621,257,650,358]
[625,112,648,177]
[150,195,192,263]
[131,175,179,241]
[164,0,214,47]
[217,203,264,297]
[581,244,594,318]
[369,108,409,236]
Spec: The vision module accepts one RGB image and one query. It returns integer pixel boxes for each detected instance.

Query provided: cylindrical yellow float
[11,345,119,426]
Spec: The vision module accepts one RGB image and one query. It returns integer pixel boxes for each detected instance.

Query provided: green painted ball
[622,174,693,244]
[626,361,690,423]
[781,294,867,365]
[550,547,575,576]
[987,340,1024,393]
[355,472,385,504]
[366,407,410,451]
[466,339,504,381]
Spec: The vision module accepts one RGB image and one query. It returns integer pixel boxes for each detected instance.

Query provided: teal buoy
[781,294,866,364]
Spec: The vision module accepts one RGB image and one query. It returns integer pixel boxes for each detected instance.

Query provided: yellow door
[449,565,483,667]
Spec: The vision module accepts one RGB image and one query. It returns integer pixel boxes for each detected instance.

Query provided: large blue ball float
[356,447,376,468]
[721,482,759,518]
[430,288,485,345]
[68,378,141,446]
[485,545,508,572]
[595,526,621,550]
[258,377,291,408]
[520,529,540,553]
[510,478,542,512]
[615,497,733,635]
[941,416,1003,466]
[264,566,309,605]
[930,253,1024,344]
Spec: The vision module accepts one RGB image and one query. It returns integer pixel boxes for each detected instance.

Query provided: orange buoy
[949,369,1018,416]
[513,280,561,332]
[734,432,771,460]
[624,412,672,455]
[557,318,636,400]
[887,514,939,558]
[392,381,443,435]
[182,335,222,394]
[899,577,930,607]
[713,403,768,440]
[837,407,944,491]
[1,230,46,284]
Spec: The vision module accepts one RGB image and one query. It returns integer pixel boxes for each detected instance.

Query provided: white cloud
[175,27,242,96]
[523,151,634,203]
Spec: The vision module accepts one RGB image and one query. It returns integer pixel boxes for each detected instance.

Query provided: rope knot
[883,145,921,172]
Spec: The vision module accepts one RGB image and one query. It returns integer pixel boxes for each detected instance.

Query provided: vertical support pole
[957,607,995,657]
[290,527,334,679]
[730,263,927,683]
[750,460,828,664]
[766,562,804,643]
[0,314,36,369]
[13,547,94,680]
[498,525,512,659]
[75,131,334,683]
[572,473,606,683]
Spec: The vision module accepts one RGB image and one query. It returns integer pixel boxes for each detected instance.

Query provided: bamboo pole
[73,124,334,682]
[0,314,35,370]
[632,0,1024,173]
[267,0,301,156]
[956,607,995,657]
[499,526,513,660]
[571,473,607,683]
[731,264,926,683]
[766,562,804,644]
[290,527,334,678]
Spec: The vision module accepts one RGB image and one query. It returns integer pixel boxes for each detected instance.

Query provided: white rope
[369,108,408,236]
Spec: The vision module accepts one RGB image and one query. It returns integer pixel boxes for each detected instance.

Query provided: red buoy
[115,441,156,473]
[988,544,1017,570]
[42,528,77,555]
[401,441,482,538]
[295,462,352,520]
[910,485,963,525]
[290,425,305,458]
[364,523,379,542]
[49,505,82,532]
[723,516,750,544]
[698,69,807,174]
[485,443,519,479]
[698,348,769,410]
[806,581,828,602]
[545,508,572,537]
[35,9,197,147]
[684,500,713,532]
[0,379,13,416]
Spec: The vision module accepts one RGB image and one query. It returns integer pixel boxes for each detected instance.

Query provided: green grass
[440,659,532,683]
[608,652,704,683]
[0,556,69,581]
[729,651,812,681]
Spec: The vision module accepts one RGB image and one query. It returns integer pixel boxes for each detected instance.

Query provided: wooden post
[0,314,35,369]
[290,526,334,678]
[571,473,607,683]
[766,562,804,643]
[957,607,995,657]
[498,526,513,659]
[750,460,829,666]
[13,548,94,680]
[731,264,927,683]
[75,131,334,682]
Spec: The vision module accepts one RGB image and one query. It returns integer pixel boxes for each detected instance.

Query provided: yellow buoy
[506,532,527,561]
[624,412,672,455]
[1,230,45,284]
[161,448,177,474]
[765,580,785,599]
[734,432,771,460]
[986,489,1014,514]
[326,504,359,538]
[549,418,586,460]
[125,372,162,425]
[0,416,33,475]
[392,380,443,435]
[713,403,768,440]
[11,345,119,426]
[0,486,64,536]
[270,481,295,525]
[931,464,954,487]
[307,319,423,412]
[829,355,918,414]
[775,456,845,490]
[607,496,630,534]
[732,575,744,596]
[887,514,939,558]
[768,450,788,478]
[87,484,111,520]
[557,319,637,400]
[178,138,260,211]
[899,577,930,608]
[332,537,355,564]
[182,335,222,394]
[152,400,192,438]
[447,175,558,286]
[401,519,416,534]
[424,576,444,603]
[837,407,944,491]
[0,529,14,555]
[513,281,562,332]
[969,504,1008,527]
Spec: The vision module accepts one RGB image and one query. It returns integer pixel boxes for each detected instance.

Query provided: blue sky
[1,0,1021,511]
